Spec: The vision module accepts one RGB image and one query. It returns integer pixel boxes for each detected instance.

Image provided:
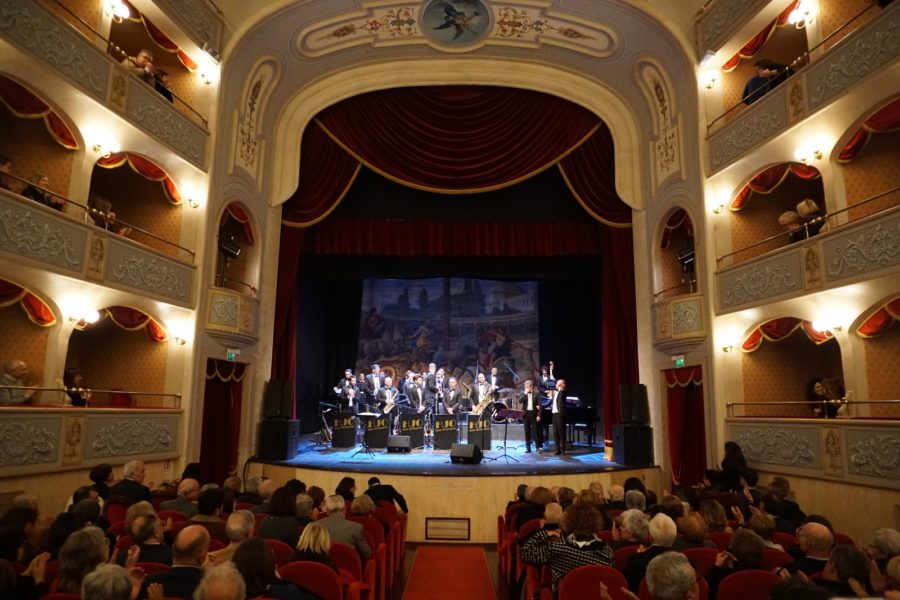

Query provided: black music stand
[352,412,380,458]
[494,408,525,463]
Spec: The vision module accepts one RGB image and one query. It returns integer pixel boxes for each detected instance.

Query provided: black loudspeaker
[620,383,650,425]
[257,419,300,460]
[387,436,411,453]
[263,379,294,419]
[450,443,483,465]
[612,424,654,466]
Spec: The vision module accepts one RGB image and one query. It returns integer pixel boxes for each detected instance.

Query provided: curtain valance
[857,297,900,338]
[0,74,78,150]
[730,162,820,211]
[722,1,798,72]
[742,317,832,352]
[0,279,56,326]
[97,152,181,204]
[839,97,900,162]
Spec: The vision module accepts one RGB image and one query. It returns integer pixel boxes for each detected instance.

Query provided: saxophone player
[377,375,400,433]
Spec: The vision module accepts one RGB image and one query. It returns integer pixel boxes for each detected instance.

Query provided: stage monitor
[450,443,483,465]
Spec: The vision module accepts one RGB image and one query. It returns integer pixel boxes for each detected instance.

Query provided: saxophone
[471,385,494,415]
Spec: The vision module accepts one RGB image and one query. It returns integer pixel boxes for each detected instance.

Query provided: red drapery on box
[200,359,245,484]
[122,0,197,71]
[741,317,832,352]
[664,366,706,486]
[659,208,694,249]
[82,306,168,342]
[274,86,637,437]
[97,152,181,204]
[730,162,820,210]
[220,203,256,244]
[0,279,56,326]
[839,96,900,162]
[0,74,78,150]
[857,297,900,337]
[721,1,798,72]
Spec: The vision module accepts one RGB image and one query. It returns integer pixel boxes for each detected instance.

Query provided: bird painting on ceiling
[432,1,480,40]
[422,0,489,46]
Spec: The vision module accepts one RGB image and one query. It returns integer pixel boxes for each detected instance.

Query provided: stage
[248,426,661,543]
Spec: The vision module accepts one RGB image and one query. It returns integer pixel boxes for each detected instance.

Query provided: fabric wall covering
[722,1,798,71]
[96,152,181,204]
[220,203,255,244]
[857,297,900,338]
[80,306,168,342]
[122,0,197,71]
[742,317,832,352]
[0,74,78,150]
[0,279,56,326]
[730,162,820,210]
[664,366,706,486]
[839,96,900,162]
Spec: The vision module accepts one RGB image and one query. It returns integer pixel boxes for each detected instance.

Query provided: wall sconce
[788,0,816,29]
[701,70,718,90]
[92,139,120,159]
[794,145,823,164]
[200,72,212,85]
[812,320,842,334]
[106,0,131,23]
[173,336,187,346]
[722,345,734,353]
[712,204,725,214]
[69,309,100,326]
[188,199,200,209]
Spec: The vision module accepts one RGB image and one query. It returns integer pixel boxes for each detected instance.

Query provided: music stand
[494,408,525,463]
[352,412,380,458]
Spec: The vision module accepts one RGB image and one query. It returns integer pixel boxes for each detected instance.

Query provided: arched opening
[856,296,900,418]
[65,306,170,407]
[215,202,256,295]
[739,317,842,418]
[727,162,824,262]
[656,207,696,300]
[88,152,184,258]
[0,278,56,404]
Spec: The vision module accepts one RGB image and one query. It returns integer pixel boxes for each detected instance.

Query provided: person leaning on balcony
[742,58,791,105]
[0,358,37,405]
[89,195,132,237]
[778,210,807,243]
[122,48,156,85]
[0,154,15,191]
[23,173,63,210]
[154,69,174,103]
[797,198,827,237]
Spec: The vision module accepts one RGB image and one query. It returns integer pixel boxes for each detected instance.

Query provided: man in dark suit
[186,488,229,544]
[442,377,465,415]
[376,376,399,433]
[160,478,199,517]
[406,373,426,413]
[365,476,408,513]
[138,525,209,599]
[364,363,384,403]
[319,495,371,559]
[109,460,152,503]
[623,513,678,591]
[519,379,543,453]
[550,379,568,455]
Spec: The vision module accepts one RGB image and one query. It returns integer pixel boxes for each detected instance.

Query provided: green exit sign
[674,355,685,368]
[226,348,240,362]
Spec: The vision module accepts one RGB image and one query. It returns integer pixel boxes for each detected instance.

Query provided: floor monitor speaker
[387,435,411,453]
[450,443,483,465]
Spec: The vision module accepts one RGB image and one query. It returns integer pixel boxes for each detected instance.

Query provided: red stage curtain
[0,279,56,326]
[742,317,832,352]
[730,162,821,210]
[122,0,197,71]
[659,208,694,249]
[94,306,168,342]
[722,1,798,71]
[665,366,706,486]
[200,359,244,484]
[857,297,900,337]
[97,152,181,204]
[221,203,256,244]
[839,97,900,162]
[0,74,78,149]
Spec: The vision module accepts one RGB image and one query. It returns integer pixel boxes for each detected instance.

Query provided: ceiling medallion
[421,0,491,47]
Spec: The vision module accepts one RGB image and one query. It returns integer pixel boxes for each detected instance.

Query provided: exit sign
[226,348,240,362]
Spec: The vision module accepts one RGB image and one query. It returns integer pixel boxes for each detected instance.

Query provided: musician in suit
[364,363,384,403]
[425,363,441,405]
[376,375,399,432]
[341,375,360,414]
[406,373,427,413]
[520,379,543,453]
[489,366,504,390]
[443,377,465,415]
[550,379,568,455]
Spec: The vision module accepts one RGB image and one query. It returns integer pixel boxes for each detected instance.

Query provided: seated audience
[117,513,172,565]
[769,476,805,526]
[698,499,730,533]
[193,562,245,600]
[350,493,389,536]
[63,368,89,407]
[124,501,156,538]
[0,504,39,561]
[742,58,791,104]
[335,476,357,502]
[0,359,37,405]
[556,487,575,511]
[109,460,152,504]
[778,210,806,243]
[656,494,685,521]
[319,494,371,560]
[187,488,228,544]
[233,537,318,599]
[507,483,528,509]
[285,479,307,496]
[673,512,715,551]
[90,463,114,500]
[624,513,678,591]
[868,528,900,574]
[295,493,315,528]
[56,526,111,593]
[89,195,132,236]
[22,173,63,210]
[768,577,833,600]
[138,525,209,599]
[154,69,174,102]
[521,502,614,589]
[46,512,81,560]
[0,154,14,191]
[515,486,553,530]
[796,198,826,237]
[71,497,107,533]
[160,478,200,517]
[792,522,834,575]
[291,522,339,572]
[706,528,766,599]
[258,486,302,548]
[235,476,264,505]
[624,489,646,512]
[610,509,649,551]
[644,552,698,600]
[540,503,562,534]
[81,563,137,600]
[251,478,279,514]
[746,513,783,550]
[817,544,872,597]
[208,510,254,564]
[6,552,51,600]
[607,484,626,510]
[364,476,409,513]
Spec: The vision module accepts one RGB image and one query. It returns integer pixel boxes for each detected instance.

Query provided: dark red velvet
[200,359,244,484]
[665,366,706,486]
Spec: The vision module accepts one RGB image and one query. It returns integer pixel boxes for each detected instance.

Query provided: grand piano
[565,396,598,446]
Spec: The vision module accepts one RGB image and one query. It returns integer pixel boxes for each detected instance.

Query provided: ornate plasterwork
[823,427,843,477]
[0,422,57,465]
[733,426,818,469]
[0,0,107,99]
[234,60,278,178]
[210,291,240,327]
[0,203,84,271]
[807,10,900,110]
[157,0,222,53]
[296,2,617,58]
[719,256,801,309]
[671,299,701,334]
[638,62,680,189]
[695,0,766,54]
[110,255,188,301]
[90,419,174,457]
[848,433,900,479]
[709,89,786,172]
[87,234,105,280]
[825,222,900,281]
[126,80,206,168]
[61,416,84,466]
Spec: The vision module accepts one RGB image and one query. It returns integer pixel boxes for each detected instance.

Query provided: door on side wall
[199,359,246,485]
[664,366,707,487]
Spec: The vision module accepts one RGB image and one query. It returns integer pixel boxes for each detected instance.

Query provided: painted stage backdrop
[357,278,540,386]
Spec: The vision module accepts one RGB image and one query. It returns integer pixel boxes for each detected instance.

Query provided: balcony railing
[0,384,181,409]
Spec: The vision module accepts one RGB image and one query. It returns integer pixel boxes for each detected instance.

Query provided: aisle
[401,545,496,600]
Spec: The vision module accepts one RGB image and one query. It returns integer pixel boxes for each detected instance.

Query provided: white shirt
[526,393,533,411]
[551,391,559,414]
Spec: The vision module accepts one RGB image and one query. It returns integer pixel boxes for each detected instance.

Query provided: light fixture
[106,0,131,23]
[722,345,734,353]
[701,70,718,89]
[812,320,842,334]
[788,0,816,29]
[794,145,823,164]
[712,204,725,214]
[200,72,212,85]
[173,336,187,346]
[69,309,100,326]
[92,139,120,159]
[189,199,200,209]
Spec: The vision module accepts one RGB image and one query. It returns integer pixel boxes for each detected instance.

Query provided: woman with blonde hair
[291,522,338,572]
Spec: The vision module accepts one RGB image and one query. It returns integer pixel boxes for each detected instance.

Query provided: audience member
[117,513,172,566]
[364,476,409,513]
[644,551,698,600]
[63,368,89,406]
[90,195,132,236]
[335,476,357,502]
[0,359,36,405]
[295,493,315,528]
[656,494,685,521]
[769,476,805,525]
[235,477,263,505]
[515,486,553,530]
[46,512,81,559]
[698,499,730,533]
[22,173,63,210]
[611,509,649,551]
[8,552,51,600]
[792,522,833,575]
[90,463,114,499]
[318,494,371,560]
[138,525,209,599]
[56,526,110,593]
[817,544,872,597]
[768,577,833,600]
[541,503,563,534]
[208,510,254,564]
[624,489,646,512]
[251,478,278,514]
[868,528,900,574]
[124,501,156,538]
[187,488,228,544]
[0,504,39,561]
[0,154,14,191]
[291,521,339,572]
[719,441,747,492]
[233,537,318,599]
[109,460,152,503]
[258,486,301,548]
[778,210,806,243]
[122,48,156,85]
[71,498,106,533]
[607,484,626,510]
[673,512,714,551]
[154,69,174,102]
[81,563,135,600]
[706,528,766,598]
[508,483,528,509]
[284,478,306,496]
[193,562,245,600]
[624,513,678,591]
[746,513,783,550]
[557,487,575,511]
[796,198,826,237]
[742,58,791,104]
[161,479,200,517]
[623,477,647,495]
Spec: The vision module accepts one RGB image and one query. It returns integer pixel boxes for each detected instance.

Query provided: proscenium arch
[266,58,645,213]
